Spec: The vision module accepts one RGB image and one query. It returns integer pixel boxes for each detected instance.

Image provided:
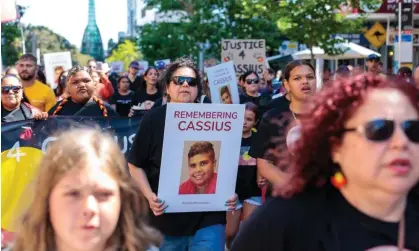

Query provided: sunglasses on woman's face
[342,119,419,143]
[1,86,22,94]
[245,78,259,85]
[171,76,198,87]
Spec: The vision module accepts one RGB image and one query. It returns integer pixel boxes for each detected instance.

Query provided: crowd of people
[1,52,419,251]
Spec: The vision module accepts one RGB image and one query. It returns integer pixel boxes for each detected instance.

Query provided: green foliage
[106,40,142,71]
[139,0,282,63]
[1,22,22,67]
[241,0,380,59]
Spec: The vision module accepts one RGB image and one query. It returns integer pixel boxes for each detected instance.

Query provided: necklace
[397,216,405,251]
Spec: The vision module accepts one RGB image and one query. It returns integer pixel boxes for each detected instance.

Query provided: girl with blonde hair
[11,128,162,251]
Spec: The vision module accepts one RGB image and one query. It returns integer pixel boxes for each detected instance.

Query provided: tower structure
[81,0,104,61]
[127,0,138,37]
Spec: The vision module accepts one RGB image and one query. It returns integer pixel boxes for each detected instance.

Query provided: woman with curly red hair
[231,74,419,250]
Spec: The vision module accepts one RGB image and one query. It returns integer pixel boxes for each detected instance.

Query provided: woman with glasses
[48,66,118,117]
[232,74,419,250]
[249,60,316,199]
[1,74,47,122]
[128,57,238,251]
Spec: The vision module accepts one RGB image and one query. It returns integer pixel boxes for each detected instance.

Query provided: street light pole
[398,0,402,70]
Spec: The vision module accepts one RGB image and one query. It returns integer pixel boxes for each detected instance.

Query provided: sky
[17,0,132,50]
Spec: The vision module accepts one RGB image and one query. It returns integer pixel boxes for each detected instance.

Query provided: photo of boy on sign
[179,141,220,195]
[220,86,233,104]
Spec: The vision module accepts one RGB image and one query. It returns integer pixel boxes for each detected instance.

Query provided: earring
[331,171,346,189]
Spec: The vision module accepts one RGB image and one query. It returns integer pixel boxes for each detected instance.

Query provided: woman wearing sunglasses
[232,74,419,251]
[128,57,238,251]
[1,74,48,123]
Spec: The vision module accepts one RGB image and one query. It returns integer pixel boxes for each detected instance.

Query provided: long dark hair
[283,60,315,81]
[160,57,202,102]
[138,67,160,91]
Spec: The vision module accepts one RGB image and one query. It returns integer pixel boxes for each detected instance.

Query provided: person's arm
[257,158,292,188]
[128,163,154,199]
[45,88,58,112]
[127,112,166,215]
[111,104,116,110]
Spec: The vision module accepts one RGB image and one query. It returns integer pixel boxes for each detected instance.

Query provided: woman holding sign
[128,57,238,251]
[1,74,48,122]
[48,66,119,117]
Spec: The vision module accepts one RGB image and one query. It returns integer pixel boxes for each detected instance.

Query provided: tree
[241,0,380,61]
[138,0,283,63]
[1,22,22,67]
[23,25,92,65]
[106,40,142,71]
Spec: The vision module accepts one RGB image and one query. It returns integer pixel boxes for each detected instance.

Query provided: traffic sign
[364,22,387,48]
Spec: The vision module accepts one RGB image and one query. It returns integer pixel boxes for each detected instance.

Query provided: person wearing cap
[366,54,383,76]
[127,61,142,92]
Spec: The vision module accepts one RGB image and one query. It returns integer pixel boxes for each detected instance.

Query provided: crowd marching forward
[1,53,419,251]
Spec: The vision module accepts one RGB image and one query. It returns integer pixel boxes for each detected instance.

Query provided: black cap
[366,54,380,61]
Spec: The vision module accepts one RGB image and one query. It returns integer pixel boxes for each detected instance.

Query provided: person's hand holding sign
[147,193,168,216]
[225,193,238,211]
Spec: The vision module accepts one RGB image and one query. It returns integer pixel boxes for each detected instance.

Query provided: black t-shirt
[128,75,142,92]
[151,95,212,109]
[267,95,290,111]
[131,88,162,107]
[236,132,261,200]
[110,91,134,116]
[48,98,119,117]
[249,101,292,163]
[1,104,33,123]
[128,105,226,236]
[231,185,419,251]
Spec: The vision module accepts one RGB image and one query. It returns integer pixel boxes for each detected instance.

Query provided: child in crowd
[225,102,266,250]
[10,129,161,251]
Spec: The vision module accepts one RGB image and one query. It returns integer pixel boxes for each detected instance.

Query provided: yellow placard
[1,146,43,232]
[364,22,387,48]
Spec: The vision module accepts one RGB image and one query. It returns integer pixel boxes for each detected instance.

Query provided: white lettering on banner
[41,137,58,153]
[7,141,26,162]
[114,134,136,154]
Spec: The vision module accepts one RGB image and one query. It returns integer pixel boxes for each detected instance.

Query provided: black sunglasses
[171,76,198,87]
[1,86,22,94]
[245,78,259,85]
[342,119,419,143]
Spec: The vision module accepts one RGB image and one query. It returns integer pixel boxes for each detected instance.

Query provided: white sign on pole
[221,39,266,76]
[158,103,245,213]
[43,51,72,89]
[110,61,124,73]
[206,61,240,104]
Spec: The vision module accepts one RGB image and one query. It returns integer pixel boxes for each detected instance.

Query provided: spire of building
[81,0,104,61]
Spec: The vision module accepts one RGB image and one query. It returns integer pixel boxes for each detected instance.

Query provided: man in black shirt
[127,61,143,92]
[128,58,237,251]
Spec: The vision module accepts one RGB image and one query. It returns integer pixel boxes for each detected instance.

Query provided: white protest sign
[158,103,245,213]
[110,61,124,73]
[43,51,72,89]
[206,61,240,104]
[138,60,149,75]
[221,39,266,76]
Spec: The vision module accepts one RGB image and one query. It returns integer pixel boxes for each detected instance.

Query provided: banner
[221,39,266,76]
[1,0,17,23]
[1,116,143,236]
[206,61,240,104]
[158,104,245,213]
[43,51,72,89]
